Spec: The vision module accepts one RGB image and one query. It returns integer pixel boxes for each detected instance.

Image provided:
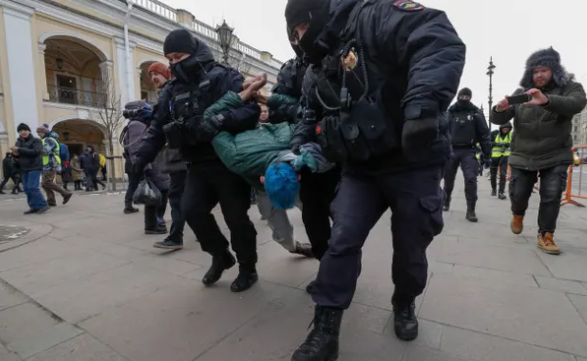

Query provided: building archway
[42,34,109,108]
[51,119,107,157]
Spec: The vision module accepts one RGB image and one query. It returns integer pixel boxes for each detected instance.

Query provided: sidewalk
[1,175,587,361]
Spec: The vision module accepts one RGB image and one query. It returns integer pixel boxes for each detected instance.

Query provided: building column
[114,37,136,107]
[37,43,50,100]
[135,66,142,101]
[2,2,39,133]
[99,60,115,106]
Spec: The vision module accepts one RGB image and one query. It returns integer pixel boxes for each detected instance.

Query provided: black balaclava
[164,29,203,84]
[457,87,472,107]
[285,0,331,65]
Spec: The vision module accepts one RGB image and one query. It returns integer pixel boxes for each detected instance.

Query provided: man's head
[17,123,31,138]
[457,88,472,102]
[500,122,512,135]
[36,126,48,138]
[285,0,330,63]
[163,29,213,83]
[87,146,95,153]
[264,162,300,209]
[521,47,570,89]
[6,152,11,158]
[259,104,269,123]
[148,62,171,89]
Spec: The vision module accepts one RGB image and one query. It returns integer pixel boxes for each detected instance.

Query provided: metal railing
[133,0,283,69]
[47,85,106,108]
[561,146,587,207]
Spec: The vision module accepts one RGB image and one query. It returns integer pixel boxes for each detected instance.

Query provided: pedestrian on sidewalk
[36,126,72,207]
[490,122,513,199]
[70,154,84,191]
[491,47,587,255]
[12,123,49,214]
[0,152,21,194]
[443,87,492,222]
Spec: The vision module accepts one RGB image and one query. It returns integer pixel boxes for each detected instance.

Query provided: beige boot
[511,215,524,234]
[538,232,561,255]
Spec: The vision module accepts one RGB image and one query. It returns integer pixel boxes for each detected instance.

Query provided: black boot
[393,301,419,341]
[123,201,139,214]
[443,197,451,212]
[202,250,236,286]
[291,306,343,361]
[491,189,497,196]
[466,201,478,223]
[498,193,507,200]
[230,265,258,292]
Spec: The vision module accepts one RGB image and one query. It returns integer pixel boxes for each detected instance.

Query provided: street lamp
[216,20,234,65]
[486,57,496,120]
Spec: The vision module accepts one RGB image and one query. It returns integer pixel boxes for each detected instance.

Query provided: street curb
[0,223,53,253]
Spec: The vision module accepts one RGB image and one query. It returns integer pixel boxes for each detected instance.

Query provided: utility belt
[313,92,399,162]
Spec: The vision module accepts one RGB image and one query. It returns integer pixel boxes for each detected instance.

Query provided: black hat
[163,29,197,56]
[17,123,31,132]
[284,0,329,37]
[458,88,472,98]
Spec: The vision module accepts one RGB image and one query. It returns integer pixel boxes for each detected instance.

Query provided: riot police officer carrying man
[442,88,492,222]
[133,29,264,293]
[284,0,466,360]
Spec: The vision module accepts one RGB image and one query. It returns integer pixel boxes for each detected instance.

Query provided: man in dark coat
[284,0,465,359]
[492,47,587,256]
[133,29,262,293]
[443,87,492,221]
[0,152,19,194]
[12,123,49,214]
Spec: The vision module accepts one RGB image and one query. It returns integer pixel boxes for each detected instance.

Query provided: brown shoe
[511,215,524,234]
[291,241,314,258]
[538,232,561,255]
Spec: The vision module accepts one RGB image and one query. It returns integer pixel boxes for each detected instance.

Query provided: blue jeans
[22,171,47,210]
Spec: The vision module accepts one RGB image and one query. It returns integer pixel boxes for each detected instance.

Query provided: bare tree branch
[90,74,125,191]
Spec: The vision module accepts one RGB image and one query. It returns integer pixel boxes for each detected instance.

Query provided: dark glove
[131,158,147,175]
[291,141,302,155]
[402,118,439,152]
[197,114,225,143]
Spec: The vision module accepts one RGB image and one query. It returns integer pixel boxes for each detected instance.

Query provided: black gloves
[197,114,225,143]
[131,158,147,175]
[402,118,439,153]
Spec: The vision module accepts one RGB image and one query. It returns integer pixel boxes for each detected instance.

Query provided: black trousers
[443,147,478,203]
[168,171,187,242]
[299,166,341,260]
[491,156,509,193]
[509,164,568,233]
[182,164,257,267]
[125,173,141,203]
[145,190,169,230]
[0,176,20,192]
[313,165,444,310]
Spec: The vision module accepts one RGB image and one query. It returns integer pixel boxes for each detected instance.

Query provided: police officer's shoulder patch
[393,0,424,11]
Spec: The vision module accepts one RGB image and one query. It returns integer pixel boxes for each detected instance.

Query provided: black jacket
[292,0,466,173]
[268,58,307,125]
[137,41,260,167]
[447,102,491,159]
[14,135,43,172]
[2,157,13,178]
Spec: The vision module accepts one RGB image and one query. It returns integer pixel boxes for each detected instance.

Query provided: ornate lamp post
[486,57,496,118]
[216,20,234,65]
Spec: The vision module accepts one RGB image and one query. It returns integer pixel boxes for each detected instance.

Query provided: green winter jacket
[204,92,294,187]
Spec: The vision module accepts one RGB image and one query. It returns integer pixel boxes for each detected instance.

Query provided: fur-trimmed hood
[520,47,573,89]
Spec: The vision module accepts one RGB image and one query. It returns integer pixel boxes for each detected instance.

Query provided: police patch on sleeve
[393,0,425,11]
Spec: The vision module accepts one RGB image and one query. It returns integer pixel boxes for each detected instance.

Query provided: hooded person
[491,47,587,256]
[36,126,72,207]
[442,86,491,221]
[133,29,264,293]
[284,0,466,358]
[490,121,513,198]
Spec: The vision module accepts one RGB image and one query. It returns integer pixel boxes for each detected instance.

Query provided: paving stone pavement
[0,174,586,360]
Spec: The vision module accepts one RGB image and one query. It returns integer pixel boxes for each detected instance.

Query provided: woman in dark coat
[123,100,170,234]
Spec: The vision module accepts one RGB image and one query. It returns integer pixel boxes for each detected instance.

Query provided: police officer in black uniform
[284,0,465,359]
[133,29,262,293]
[267,46,342,294]
[442,88,491,222]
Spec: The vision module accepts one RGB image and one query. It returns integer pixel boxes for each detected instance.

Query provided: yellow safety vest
[99,154,106,168]
[492,132,512,158]
[475,143,481,160]
[42,138,61,166]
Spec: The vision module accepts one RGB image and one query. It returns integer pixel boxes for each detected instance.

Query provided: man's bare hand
[239,73,267,102]
[255,93,269,105]
[525,88,549,105]
[496,96,511,112]
[243,73,266,90]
